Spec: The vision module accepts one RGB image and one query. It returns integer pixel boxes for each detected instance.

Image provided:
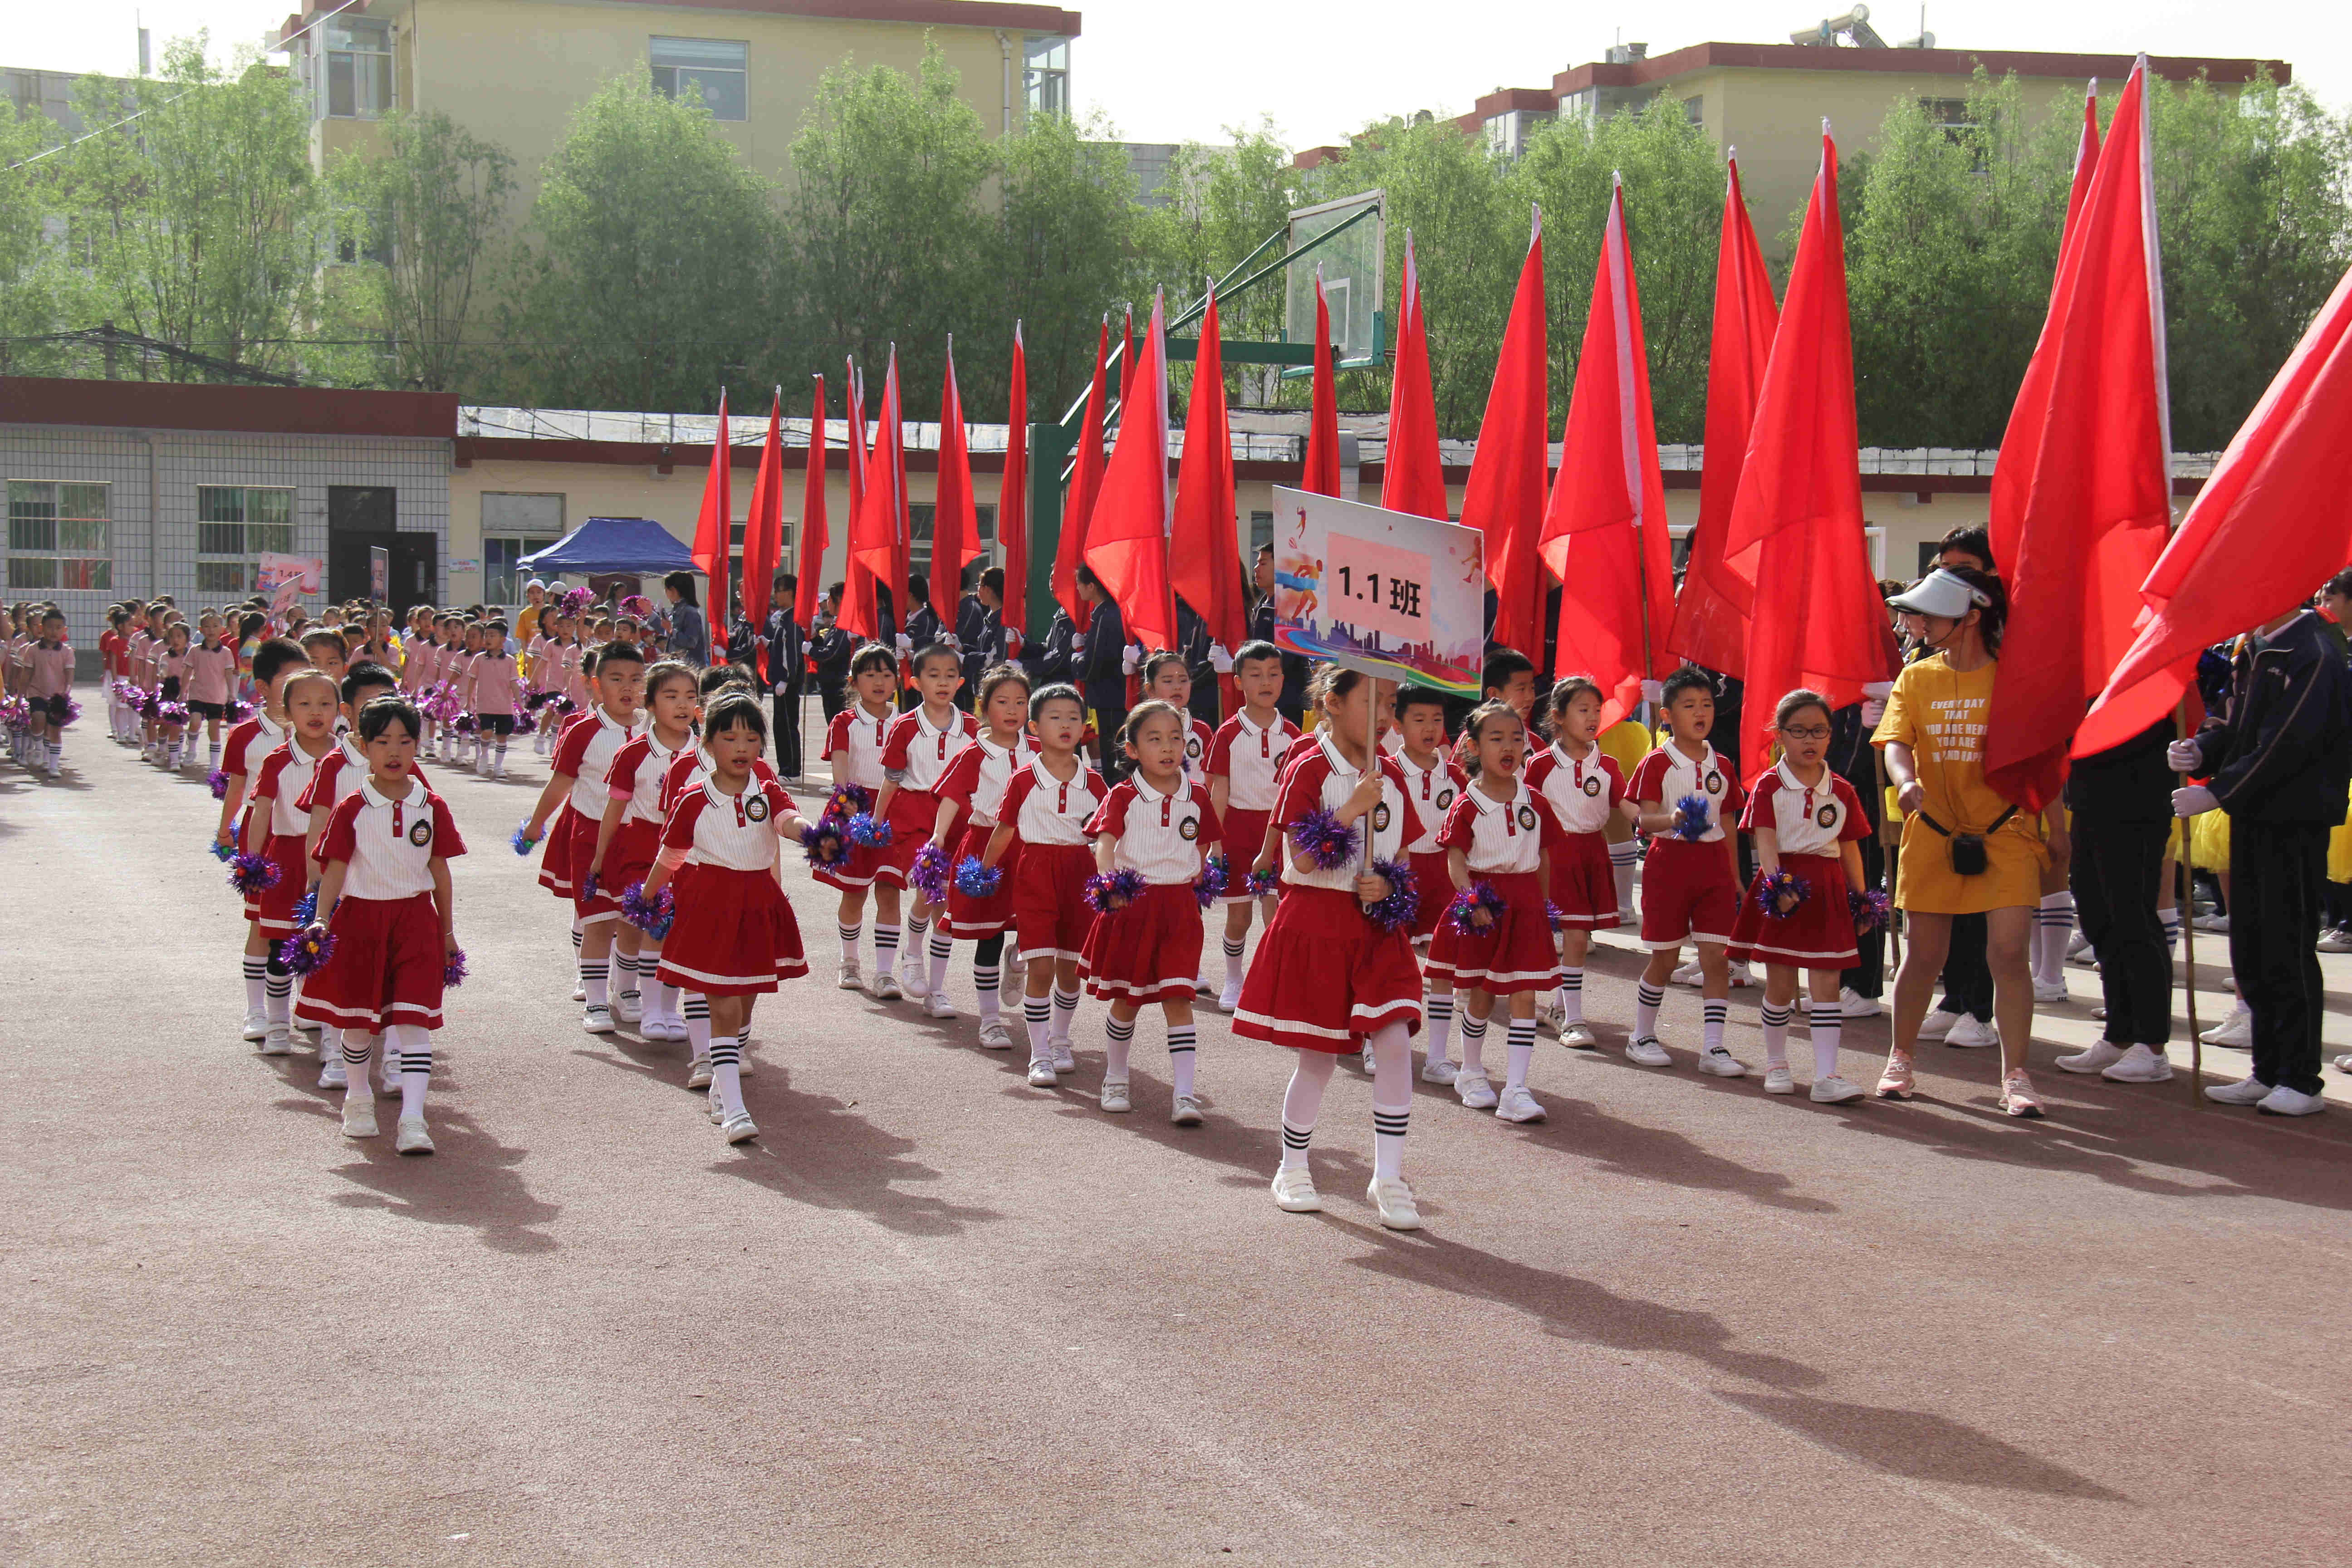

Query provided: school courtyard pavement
[4,702,2349,1567]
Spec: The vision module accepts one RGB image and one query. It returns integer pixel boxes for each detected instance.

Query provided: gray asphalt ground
[5,696,2350,1567]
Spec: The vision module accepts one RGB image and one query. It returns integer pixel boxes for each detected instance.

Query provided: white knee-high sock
[243,955,267,1014]
[1635,981,1663,1042]
[927,931,953,999]
[1222,934,1246,990]
[1104,1016,1134,1083]
[1809,1004,1843,1080]
[1167,1024,1196,1100]
[613,951,639,1004]
[1610,840,1639,912]
[1024,994,1054,1064]
[708,1024,745,1119]
[1423,992,1455,1064]
[1459,1011,1488,1074]
[1760,1002,1793,1068]
[2035,892,2074,984]
[1370,1023,1413,1180]
[264,962,292,1028]
[1703,998,1729,1054]
[1279,1050,1337,1169]
[1051,985,1079,1044]
[874,922,900,976]
[1558,969,1585,1022]
[394,1026,431,1118]
[974,958,1002,1019]
[683,993,711,1059]
[838,921,862,969]
[1504,1017,1536,1092]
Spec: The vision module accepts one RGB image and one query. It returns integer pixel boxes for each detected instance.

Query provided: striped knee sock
[1280,1117,1314,1171]
[1024,995,1052,1063]
[974,961,1001,1019]
[838,921,862,969]
[1808,1005,1843,1080]
[243,955,267,1014]
[1051,985,1079,1044]
[1703,998,1729,1054]
[1504,1017,1535,1092]
[581,960,609,1010]
[1424,992,1455,1064]
[1222,935,1246,990]
[874,923,899,975]
[1558,968,1585,1022]
[614,952,639,1004]
[1104,1015,1134,1082]
[683,993,711,1058]
[1167,1024,1196,1100]
[1760,1002,1793,1068]
[1459,1012,1488,1073]
[928,931,953,999]
[1634,982,1664,1042]
[708,1024,745,1118]
[1372,1101,1409,1180]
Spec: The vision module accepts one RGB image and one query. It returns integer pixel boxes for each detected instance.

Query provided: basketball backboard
[1284,191,1385,372]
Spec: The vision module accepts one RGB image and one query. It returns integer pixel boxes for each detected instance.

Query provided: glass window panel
[359,53,392,117]
[249,524,294,555]
[59,483,107,520]
[482,492,564,534]
[680,67,745,120]
[250,489,292,525]
[197,486,244,523]
[8,557,58,589]
[196,562,248,594]
[62,558,110,590]
[328,53,355,118]
[58,519,108,552]
[198,522,245,556]
[325,18,388,50]
[9,514,56,551]
[652,37,747,69]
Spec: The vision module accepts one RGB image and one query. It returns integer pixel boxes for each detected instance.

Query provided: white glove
[1640,679,1665,706]
[894,634,913,656]
[1860,698,1886,726]
[1861,680,1894,700]
[945,633,962,652]
[1004,629,1024,655]
[1208,643,1234,674]
[2167,738,2204,773]
[1120,645,1139,675]
[2172,784,2219,817]
[1071,634,1086,658]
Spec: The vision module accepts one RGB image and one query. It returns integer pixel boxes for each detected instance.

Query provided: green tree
[500,73,782,411]
[0,104,87,377]
[995,107,1143,414]
[1141,119,1306,401]
[328,110,516,392]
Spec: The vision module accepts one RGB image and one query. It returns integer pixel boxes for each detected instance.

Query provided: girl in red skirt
[1205,643,1301,1012]
[238,666,343,1056]
[1729,689,1871,1103]
[643,694,814,1147]
[293,694,465,1156]
[818,644,907,996]
[1426,700,1563,1125]
[1233,666,1429,1231]
[873,644,978,1007]
[590,660,699,1046]
[1387,683,1465,1082]
[520,643,645,1022]
[928,664,1035,1047]
[1523,676,1632,1049]
[1079,701,1224,1125]
[981,684,1103,1090]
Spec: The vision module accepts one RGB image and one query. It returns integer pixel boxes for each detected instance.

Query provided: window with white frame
[318,16,393,121]
[908,504,998,581]
[196,486,294,595]
[482,493,564,608]
[7,480,111,591]
[1024,36,1069,119]
[650,37,747,120]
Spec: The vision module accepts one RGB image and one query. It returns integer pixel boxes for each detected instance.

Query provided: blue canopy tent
[518,517,700,577]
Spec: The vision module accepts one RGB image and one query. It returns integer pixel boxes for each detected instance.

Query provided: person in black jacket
[2176,605,2352,1114]
[1032,603,1077,687]
[1172,594,1220,727]
[810,583,854,722]
[962,567,1012,694]
[764,573,807,776]
[1073,565,1129,779]
[2055,717,2178,1083]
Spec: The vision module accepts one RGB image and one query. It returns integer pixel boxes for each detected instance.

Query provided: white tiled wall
[0,423,451,674]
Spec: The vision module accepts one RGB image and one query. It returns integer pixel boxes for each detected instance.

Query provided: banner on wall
[258,552,323,594]
[1267,485,1485,695]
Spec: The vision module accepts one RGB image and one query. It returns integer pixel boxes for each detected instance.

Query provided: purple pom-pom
[1194,856,1230,909]
[619,880,676,939]
[825,782,874,821]
[276,926,337,975]
[1849,887,1894,931]
[225,699,251,723]
[454,713,477,735]
[1247,864,1281,898]
[579,871,598,901]
[510,820,541,856]
[442,946,470,987]
[208,837,235,862]
[1671,793,1713,842]
[207,768,231,800]
[844,811,893,848]
[1546,900,1571,933]
[228,850,283,896]
[1288,806,1360,871]
[158,701,189,728]
[59,699,80,727]
[1445,880,1508,935]
[910,842,954,902]
[1365,857,1420,932]
[799,818,849,867]
[1755,867,1809,919]
[954,856,1002,899]
[137,690,160,720]
[1083,867,1147,914]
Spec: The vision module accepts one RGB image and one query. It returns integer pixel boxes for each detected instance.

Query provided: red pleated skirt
[294,892,447,1032]
[1424,870,1562,995]
[655,864,808,996]
[1233,885,1424,1053]
[537,802,578,898]
[1012,842,1094,963]
[1728,851,1861,969]
[1080,881,1205,1003]
[941,823,1019,938]
[244,833,312,933]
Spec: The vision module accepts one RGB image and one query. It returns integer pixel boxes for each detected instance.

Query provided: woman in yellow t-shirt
[1871,567,2065,1119]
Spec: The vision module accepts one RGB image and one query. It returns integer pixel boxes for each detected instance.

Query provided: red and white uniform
[1078,774,1222,1003]
[998,758,1105,964]
[652,775,808,996]
[243,737,337,932]
[1524,741,1626,931]
[660,742,777,814]
[1233,734,1427,1052]
[1423,778,1564,994]
[602,730,686,897]
[815,699,905,891]
[551,707,641,916]
[935,733,1036,938]
[1176,714,1215,791]
[299,738,431,813]
[295,780,466,1033]
[1728,763,1869,968]
[1628,741,1746,951]
[1392,746,1468,941]
[221,712,286,788]
[877,705,979,885]
[1205,709,1299,905]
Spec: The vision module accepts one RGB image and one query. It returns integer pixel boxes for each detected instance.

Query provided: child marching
[872,643,979,1009]
[818,644,913,996]
[925,664,1036,1046]
[1523,676,1630,1049]
[589,659,699,1045]
[238,666,343,1055]
[519,640,646,1028]
[1204,641,1300,1012]
[981,684,1104,1087]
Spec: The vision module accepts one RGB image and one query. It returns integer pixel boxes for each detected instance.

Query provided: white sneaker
[686,1056,713,1089]
[2256,1084,2325,1117]
[1837,987,1883,1019]
[736,1049,755,1078]
[1454,1068,1498,1110]
[643,1014,683,1043]
[1421,1056,1460,1083]
[1099,1080,1132,1114]
[1944,1014,1999,1049]
[2058,1040,2128,1074]
[612,992,643,1024]
[2201,1002,2253,1048]
[2194,912,2230,932]
[1727,960,1759,989]
[1809,1074,1866,1104]
[1494,1085,1546,1123]
[571,982,586,1002]
[722,1112,760,1144]
[2067,931,2092,960]
[2320,926,2352,954]
[581,1004,614,1034]
[2332,1052,2352,1075]
[340,1095,378,1138]
[923,992,957,1020]
[1271,1165,1322,1212]
[394,1115,435,1155]
[259,1025,292,1056]
[1194,977,1216,998]
[1367,1176,1421,1230]
[1560,1020,1598,1049]
[1215,981,1243,1013]
[1626,1036,1672,1067]
[706,1086,725,1124]
[1051,1041,1076,1074]
[2203,1074,2272,1106]
[1025,1058,1059,1088]
[837,961,864,991]
[896,956,929,1000]
[1915,1009,1959,1042]
[1358,1043,1377,1072]
[2069,941,2101,969]
[318,1058,347,1090]
[1763,1066,1797,1095]
[495,760,510,780]
[1696,1045,1748,1078]
[240,1008,269,1042]
[2101,1044,2175,1083]
[1670,960,1705,988]
[977,1017,1013,1050]
[2032,978,2069,1004]
[1535,999,1565,1034]
[871,974,903,1002]
[1170,1094,1204,1126]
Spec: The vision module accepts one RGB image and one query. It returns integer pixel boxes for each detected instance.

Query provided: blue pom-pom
[619,880,676,940]
[291,889,318,928]
[1365,857,1420,932]
[1755,867,1809,919]
[954,856,1003,899]
[1445,880,1508,935]
[1084,867,1147,914]
[1671,792,1714,841]
[844,812,893,847]
[1849,887,1894,931]
[510,820,541,856]
[1288,806,1360,871]
[910,842,954,902]
[208,838,235,862]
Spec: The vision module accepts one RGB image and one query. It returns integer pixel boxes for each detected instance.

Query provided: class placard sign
[1267,486,1484,695]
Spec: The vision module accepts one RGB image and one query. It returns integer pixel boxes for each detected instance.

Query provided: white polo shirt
[1086,774,1223,886]
[1000,758,1104,848]
[317,779,465,899]
[1436,778,1547,876]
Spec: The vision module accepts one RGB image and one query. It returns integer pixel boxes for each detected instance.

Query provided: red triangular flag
[1054,319,1110,629]
[794,376,827,629]
[842,361,877,639]
[846,351,905,640]
[1984,62,2171,809]
[1000,323,1029,639]
[1382,233,1448,521]
[1118,304,1136,405]
[1459,211,1550,659]
[741,391,785,627]
[1084,291,1177,657]
[1302,269,1342,497]
[1539,176,1674,729]
[1170,288,1247,678]
[689,388,730,635]
[1723,129,1898,783]
[1666,155,1778,676]
[931,338,982,626]
[2080,258,2352,755]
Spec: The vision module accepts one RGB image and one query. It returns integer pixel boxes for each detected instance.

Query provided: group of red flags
[684,53,2352,800]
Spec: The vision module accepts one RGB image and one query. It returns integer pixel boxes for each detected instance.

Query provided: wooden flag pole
[2176,699,2203,1098]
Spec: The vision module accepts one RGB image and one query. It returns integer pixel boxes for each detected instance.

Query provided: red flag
[794,377,827,629]
[930,338,982,626]
[1666,155,1778,675]
[1000,323,1029,638]
[1723,129,1898,783]
[1539,176,1675,729]
[1119,304,1136,404]
[843,361,877,639]
[740,391,784,628]
[1302,269,1342,497]
[1085,291,1177,657]
[1984,62,2171,809]
[846,352,905,641]
[2079,259,2352,755]
[1170,288,1247,686]
[1382,232,1448,521]
[1054,319,1110,628]
[1460,211,1550,659]
[690,388,730,632]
